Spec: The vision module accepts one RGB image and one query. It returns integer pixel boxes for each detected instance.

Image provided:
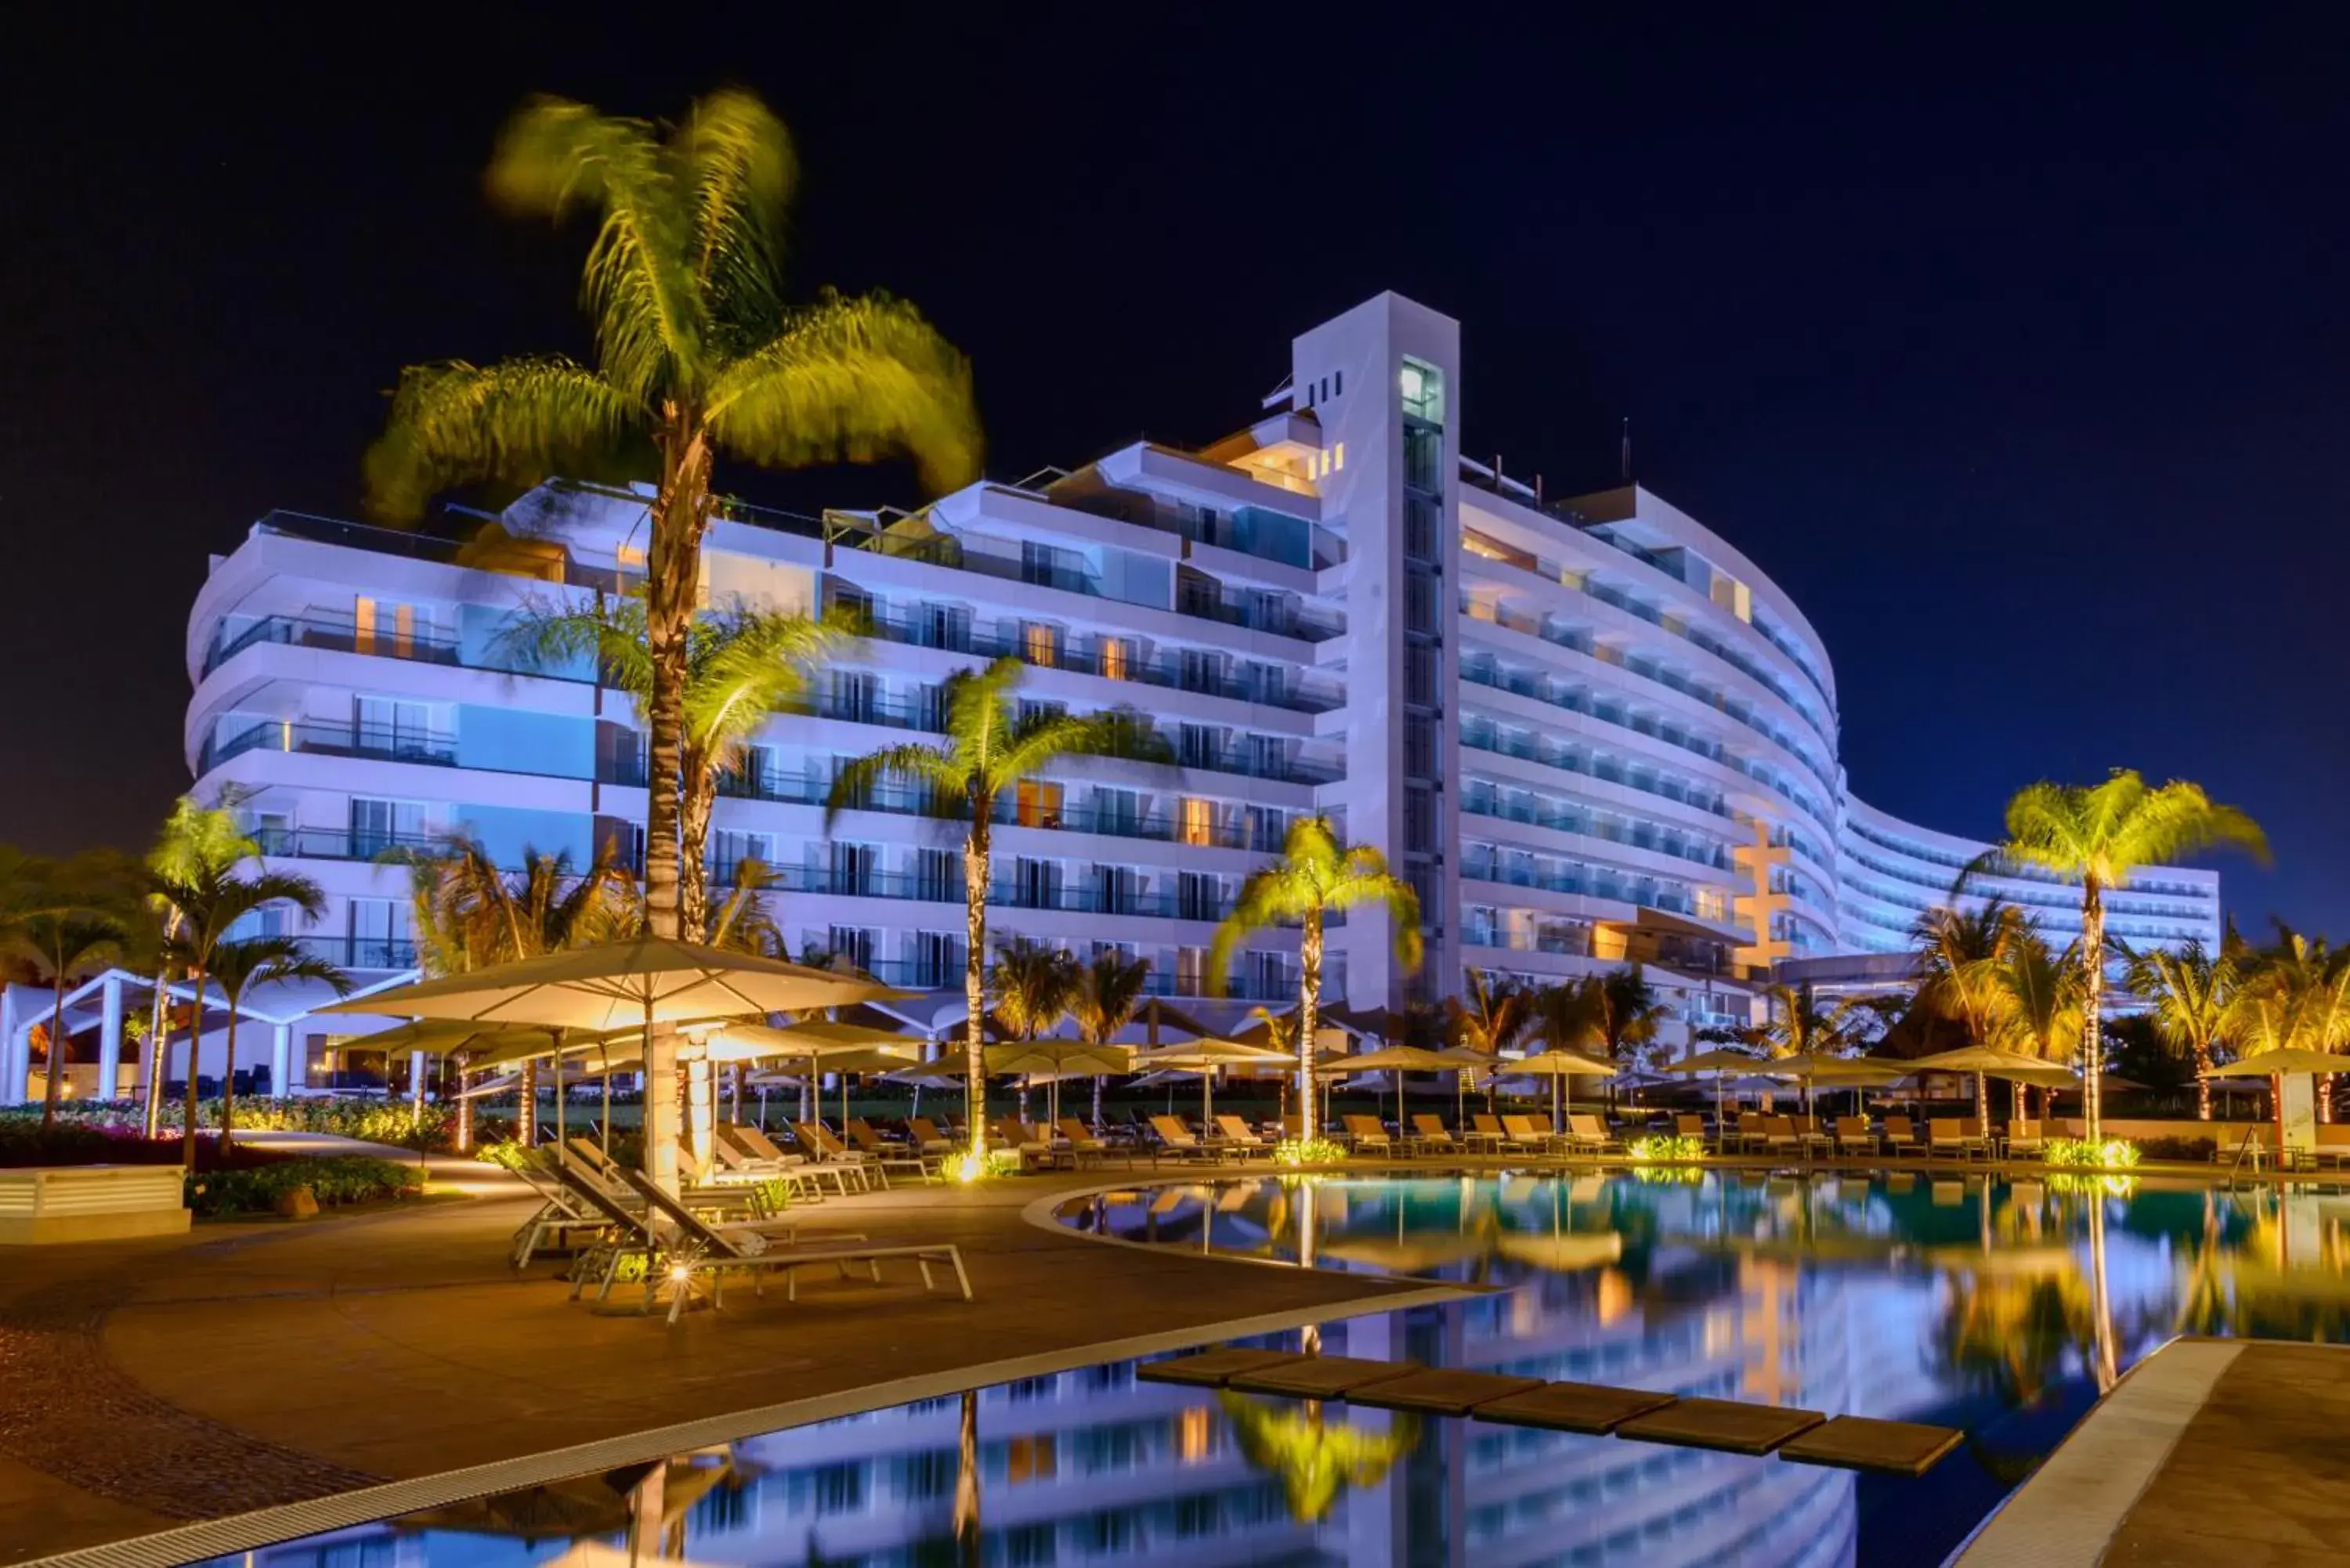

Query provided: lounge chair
[1149,1114,1223,1162]
[1342,1115,1395,1156]
[1506,1113,1564,1154]
[792,1122,882,1190]
[906,1116,956,1157]
[1214,1115,1273,1156]
[1927,1119,1983,1162]
[1800,1118,1836,1158]
[503,1147,613,1269]
[602,1168,965,1324]
[1761,1116,1803,1157]
[1471,1113,1524,1154]
[1880,1115,1923,1158]
[1055,1118,1112,1167]
[1565,1113,1623,1155]
[992,1118,1067,1170]
[1412,1115,1462,1156]
[1673,1113,1709,1146]
[548,1152,841,1287]
[1834,1120,1880,1157]
[847,1119,941,1183]
[2006,1118,2045,1160]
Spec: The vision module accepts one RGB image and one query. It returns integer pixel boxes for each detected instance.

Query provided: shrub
[35,1097,458,1150]
[1272,1137,1350,1167]
[475,1141,535,1172]
[1625,1135,1708,1163]
[2046,1136,2141,1169]
[185,1155,422,1216]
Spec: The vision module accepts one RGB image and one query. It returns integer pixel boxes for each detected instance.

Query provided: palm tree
[826,656,1118,1163]
[366,92,979,1183]
[1208,817,1422,1138]
[504,595,838,935]
[1589,965,1670,1075]
[16,904,128,1126]
[2226,923,2350,1121]
[1912,899,2031,1120]
[1992,932,2083,1118]
[204,937,351,1151]
[989,938,1077,1122]
[1973,770,2268,1141]
[1448,970,1531,1111]
[143,795,264,1136]
[1757,981,1855,1058]
[2124,937,2236,1120]
[1071,949,1151,1126]
[144,862,327,1169]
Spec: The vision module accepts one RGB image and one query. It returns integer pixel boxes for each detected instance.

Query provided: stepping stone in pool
[1135,1349,1308,1387]
[1615,1398,1826,1455]
[1777,1416,1964,1476]
[1346,1369,1547,1416]
[1228,1356,1423,1399]
[1472,1382,1680,1434]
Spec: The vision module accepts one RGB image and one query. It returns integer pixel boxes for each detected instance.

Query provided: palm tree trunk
[42,974,67,1129]
[1297,909,1323,1138]
[517,1058,538,1146]
[143,976,170,1140]
[679,771,715,941]
[181,963,206,1171]
[220,1006,239,1156]
[2081,880,2106,1144]
[2196,1041,2213,1122]
[954,1387,981,1568]
[453,1052,474,1154]
[964,817,992,1161]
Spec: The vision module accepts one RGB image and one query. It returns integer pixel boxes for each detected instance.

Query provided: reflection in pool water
[212,1172,2350,1568]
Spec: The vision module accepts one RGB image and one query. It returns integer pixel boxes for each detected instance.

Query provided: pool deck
[0,1159,1457,1566]
[1955,1336,2350,1567]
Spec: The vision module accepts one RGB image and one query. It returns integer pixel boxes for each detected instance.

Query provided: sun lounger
[906,1116,956,1157]
[1564,1113,1622,1155]
[1055,1118,1112,1167]
[1800,1118,1836,1158]
[2005,1118,2045,1159]
[1150,1114,1225,1162]
[1471,1113,1524,1154]
[548,1154,850,1295]
[1674,1114,1709,1146]
[1927,1119,1984,1161]
[1341,1115,1394,1156]
[847,1119,941,1182]
[1880,1115,1922,1158]
[1411,1115,1462,1156]
[1214,1114,1272,1155]
[503,1147,613,1269]
[1761,1116,1803,1157]
[789,1122,881,1190]
[602,1169,964,1324]
[1835,1121,1880,1157]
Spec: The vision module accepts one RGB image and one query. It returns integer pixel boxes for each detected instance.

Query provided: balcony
[255,827,443,863]
[854,612,1341,715]
[202,720,458,775]
[203,615,472,679]
[1459,796,1731,873]
[747,864,1231,921]
[1458,728,1734,822]
[296,936,419,970]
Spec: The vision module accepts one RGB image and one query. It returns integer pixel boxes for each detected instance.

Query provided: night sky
[3,5,2341,934]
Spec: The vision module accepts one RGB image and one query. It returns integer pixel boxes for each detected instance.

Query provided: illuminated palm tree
[504,595,839,935]
[1991,931,2082,1118]
[1072,949,1151,1125]
[1216,1393,1419,1523]
[1448,969,1531,1111]
[1912,898,2031,1120]
[1209,817,1422,1136]
[14,898,129,1127]
[1589,966,1670,1075]
[1972,770,2267,1141]
[2225,923,2350,1120]
[1528,977,1605,1056]
[142,796,261,1136]
[989,938,1076,1121]
[2123,937,2236,1120]
[826,656,1118,1162]
[203,937,350,1151]
[366,91,979,1180]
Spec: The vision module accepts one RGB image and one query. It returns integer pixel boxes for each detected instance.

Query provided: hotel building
[0,293,2224,1097]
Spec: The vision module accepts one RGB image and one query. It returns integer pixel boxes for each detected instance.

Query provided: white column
[272,1024,295,1096]
[97,976,125,1100]
[0,988,22,1106]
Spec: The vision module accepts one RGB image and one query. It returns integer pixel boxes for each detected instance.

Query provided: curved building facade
[5,290,2215,1097]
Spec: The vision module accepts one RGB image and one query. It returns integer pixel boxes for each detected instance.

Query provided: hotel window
[1095,787,1141,833]
[1176,946,1208,993]
[1007,1429,1057,1483]
[913,602,968,649]
[1333,370,1343,397]
[909,931,963,988]
[1014,779,1064,829]
[825,926,875,970]
[914,848,959,902]
[1021,621,1060,667]
[1177,872,1218,921]
[1012,857,1061,909]
[1097,865,1140,915]
[1400,356,1446,423]
[354,695,433,754]
[1180,797,1216,847]
[349,898,410,968]
[352,596,424,657]
[826,584,874,630]
[826,840,873,895]
[830,670,878,724]
[348,797,424,858]
[1098,635,1134,681]
[1178,1405,1213,1463]
[1177,724,1224,769]
[1404,786,1435,853]
[1177,649,1220,693]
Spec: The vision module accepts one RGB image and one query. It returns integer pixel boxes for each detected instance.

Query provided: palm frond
[364,358,637,523]
[678,89,795,341]
[825,743,962,826]
[497,594,652,695]
[704,290,982,495]
[486,97,703,403]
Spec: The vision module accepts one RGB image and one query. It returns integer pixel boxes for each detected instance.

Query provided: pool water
[204,1172,2350,1568]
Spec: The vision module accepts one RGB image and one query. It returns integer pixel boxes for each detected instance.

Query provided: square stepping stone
[1473,1382,1680,1434]
[1135,1349,1307,1387]
[1616,1398,1826,1455]
[1228,1356,1423,1399]
[1345,1369,1547,1416]
[1778,1416,1963,1476]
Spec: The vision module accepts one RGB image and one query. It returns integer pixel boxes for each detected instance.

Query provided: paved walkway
[0,1165,1444,1565]
[1957,1337,2350,1567]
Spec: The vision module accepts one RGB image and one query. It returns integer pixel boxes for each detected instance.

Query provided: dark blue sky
[2,4,2337,930]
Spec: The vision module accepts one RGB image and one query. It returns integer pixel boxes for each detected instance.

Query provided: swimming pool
[193,1171,2350,1568]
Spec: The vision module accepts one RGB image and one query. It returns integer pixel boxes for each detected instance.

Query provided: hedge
[30,1097,457,1149]
[185,1156,423,1216]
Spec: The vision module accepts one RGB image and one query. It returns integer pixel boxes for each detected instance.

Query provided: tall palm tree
[1589,966,1670,1075]
[1448,970,1531,1111]
[504,595,839,935]
[366,92,979,1183]
[989,938,1077,1121]
[1528,978,1605,1057]
[16,905,128,1127]
[826,656,1118,1162]
[1911,899,2031,1120]
[1757,981,1855,1058]
[144,795,264,1136]
[1208,817,1422,1137]
[1973,770,2268,1140]
[204,937,351,1151]
[2123,937,2236,1120]
[1071,949,1151,1126]
[144,862,327,1169]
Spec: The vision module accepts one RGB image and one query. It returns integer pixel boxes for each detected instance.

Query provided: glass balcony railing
[749,864,1231,922]
[255,827,443,862]
[1459,796,1731,873]
[295,936,419,970]
[202,721,459,775]
[202,615,479,680]
[1457,728,1735,823]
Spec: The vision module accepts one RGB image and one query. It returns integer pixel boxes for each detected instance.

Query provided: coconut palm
[1527,977,1606,1057]
[144,862,327,1169]
[203,937,351,1151]
[1992,932,2084,1118]
[2123,937,2236,1120]
[1448,970,1531,1111]
[989,938,1077,1121]
[143,797,264,1136]
[1972,771,2268,1141]
[1072,949,1151,1125]
[16,902,128,1126]
[504,595,838,935]
[1757,981,1857,1058]
[365,92,979,1180]
[1911,899,2032,1120]
[2225,923,2350,1119]
[1208,817,1422,1137]
[826,656,1119,1162]
[1589,966,1670,1073]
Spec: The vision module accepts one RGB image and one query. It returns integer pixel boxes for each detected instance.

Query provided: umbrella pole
[553,1032,566,1151]
[601,1070,612,1160]
[1552,1072,1560,1136]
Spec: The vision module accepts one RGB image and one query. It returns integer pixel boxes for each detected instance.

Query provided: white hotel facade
[0,294,2225,1097]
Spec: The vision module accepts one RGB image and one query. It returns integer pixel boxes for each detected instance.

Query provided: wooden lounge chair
[1149,1114,1221,1162]
[1927,1118,1983,1161]
[1214,1114,1272,1155]
[1880,1115,1922,1158]
[1834,1120,1880,1157]
[792,1122,881,1190]
[905,1116,956,1157]
[1800,1117,1836,1158]
[1412,1115,1462,1156]
[1673,1113,1708,1145]
[605,1169,964,1324]
[847,1118,940,1183]
[1341,1115,1395,1156]
[1761,1116,1804,1157]
[548,1152,842,1288]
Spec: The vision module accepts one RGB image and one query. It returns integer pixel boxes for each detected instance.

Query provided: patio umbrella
[1502,1050,1616,1133]
[1136,1039,1289,1129]
[991,1039,1134,1128]
[704,1021,918,1127]
[320,937,902,1185]
[1315,1044,1458,1129]
[1661,1046,1766,1130]
[1435,1047,1496,1125]
[2206,1049,2348,1160]
[1900,1044,2070,1122]
[457,1025,644,1156]
[1762,1052,1910,1119]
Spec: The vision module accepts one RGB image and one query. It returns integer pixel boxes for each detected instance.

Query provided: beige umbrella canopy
[1501,1049,1617,1131]
[2204,1049,2350,1077]
[1136,1039,1291,1127]
[1661,1046,1767,1129]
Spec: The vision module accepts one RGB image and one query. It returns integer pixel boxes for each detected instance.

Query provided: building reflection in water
[222,1174,2350,1568]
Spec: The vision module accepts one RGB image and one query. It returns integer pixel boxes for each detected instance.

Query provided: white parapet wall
[0,1165,191,1244]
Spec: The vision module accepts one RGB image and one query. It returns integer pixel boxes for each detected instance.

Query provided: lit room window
[1180,797,1215,847]
[1022,622,1059,667]
[1332,442,1346,471]
[1007,1434,1057,1484]
[1099,636,1132,681]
